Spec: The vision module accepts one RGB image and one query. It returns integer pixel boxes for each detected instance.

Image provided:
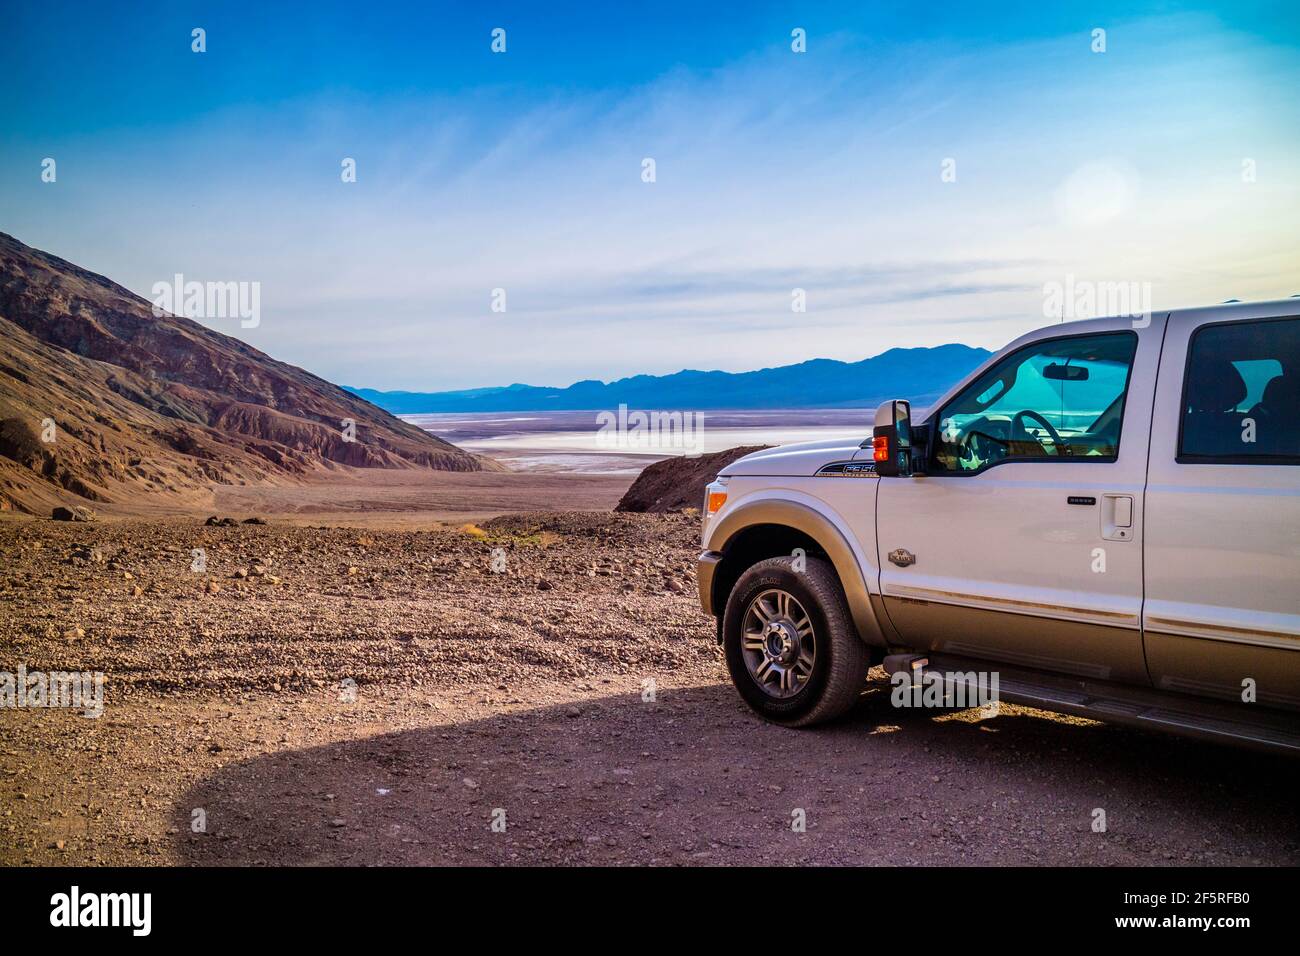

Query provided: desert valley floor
[2,472,1299,866]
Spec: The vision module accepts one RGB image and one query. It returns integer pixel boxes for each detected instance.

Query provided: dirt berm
[615,445,767,513]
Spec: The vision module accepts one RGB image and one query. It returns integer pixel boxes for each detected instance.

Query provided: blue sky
[3,1,1299,391]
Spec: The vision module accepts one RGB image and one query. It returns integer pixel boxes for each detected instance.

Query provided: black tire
[722,555,871,726]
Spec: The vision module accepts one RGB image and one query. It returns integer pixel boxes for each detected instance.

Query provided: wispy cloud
[2,6,1297,390]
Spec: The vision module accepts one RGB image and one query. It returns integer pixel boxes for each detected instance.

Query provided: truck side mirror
[872,400,912,477]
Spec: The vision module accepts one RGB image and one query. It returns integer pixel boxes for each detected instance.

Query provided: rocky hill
[0,232,499,514]
[615,446,767,513]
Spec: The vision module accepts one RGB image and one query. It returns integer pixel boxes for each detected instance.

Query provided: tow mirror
[872,400,912,477]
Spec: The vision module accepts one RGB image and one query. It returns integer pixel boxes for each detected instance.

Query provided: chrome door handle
[1101,494,1134,541]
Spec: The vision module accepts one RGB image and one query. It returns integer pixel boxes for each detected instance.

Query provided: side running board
[918,653,1300,756]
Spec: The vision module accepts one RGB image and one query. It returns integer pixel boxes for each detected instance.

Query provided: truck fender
[702,498,888,648]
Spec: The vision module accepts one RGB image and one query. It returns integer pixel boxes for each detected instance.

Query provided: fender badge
[888,548,916,568]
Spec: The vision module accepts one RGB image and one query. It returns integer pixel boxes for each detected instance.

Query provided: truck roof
[921,298,1300,420]
[1045,297,1300,334]
[1165,296,1300,326]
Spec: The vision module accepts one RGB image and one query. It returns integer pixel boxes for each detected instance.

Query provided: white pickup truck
[697,300,1300,753]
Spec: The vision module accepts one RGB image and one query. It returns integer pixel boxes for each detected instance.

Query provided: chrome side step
[922,653,1300,756]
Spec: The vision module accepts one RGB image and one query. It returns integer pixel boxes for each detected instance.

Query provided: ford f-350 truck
[697,300,1300,752]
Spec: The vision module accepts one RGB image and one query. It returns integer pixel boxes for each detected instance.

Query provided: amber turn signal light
[707,491,728,514]
[872,435,890,462]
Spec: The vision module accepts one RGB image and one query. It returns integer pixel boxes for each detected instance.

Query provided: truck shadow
[173,680,1300,866]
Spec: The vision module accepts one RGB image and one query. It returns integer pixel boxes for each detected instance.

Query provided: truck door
[1143,309,1300,709]
[875,318,1165,684]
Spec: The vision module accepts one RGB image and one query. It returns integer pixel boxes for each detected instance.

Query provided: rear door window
[1179,316,1300,463]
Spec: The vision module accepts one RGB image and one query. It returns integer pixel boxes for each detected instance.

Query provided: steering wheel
[1011,409,1064,455]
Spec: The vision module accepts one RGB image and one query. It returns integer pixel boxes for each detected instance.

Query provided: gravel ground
[2,513,1299,866]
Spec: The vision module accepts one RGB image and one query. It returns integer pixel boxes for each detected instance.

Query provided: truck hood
[720,437,868,477]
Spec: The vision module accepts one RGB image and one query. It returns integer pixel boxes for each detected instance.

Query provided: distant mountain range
[347,344,993,414]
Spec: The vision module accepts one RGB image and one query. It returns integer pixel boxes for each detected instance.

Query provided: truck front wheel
[722,555,871,726]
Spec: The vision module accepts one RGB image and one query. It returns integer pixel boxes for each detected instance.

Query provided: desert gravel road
[2,513,1298,866]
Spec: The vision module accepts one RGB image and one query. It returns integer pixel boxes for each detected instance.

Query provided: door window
[1178,316,1300,463]
[931,332,1138,474]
